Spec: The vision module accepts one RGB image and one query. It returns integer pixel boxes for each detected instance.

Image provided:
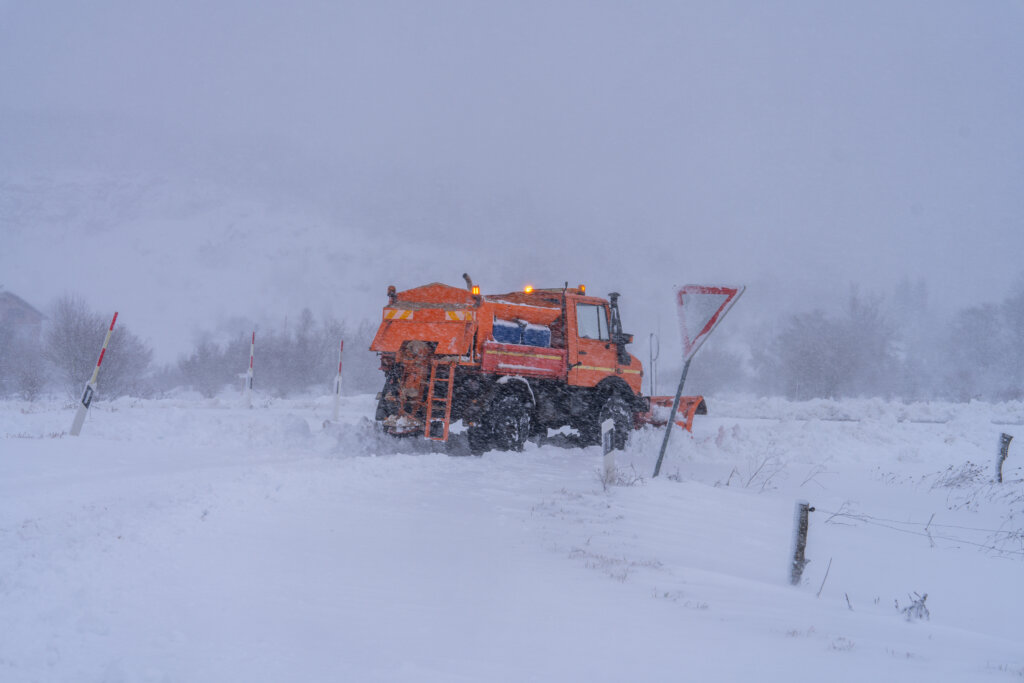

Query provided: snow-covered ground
[2,394,1023,682]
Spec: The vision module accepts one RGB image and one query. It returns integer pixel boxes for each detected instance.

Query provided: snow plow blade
[639,395,707,432]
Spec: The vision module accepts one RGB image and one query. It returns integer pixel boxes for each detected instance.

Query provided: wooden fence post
[790,500,813,585]
[998,433,1013,483]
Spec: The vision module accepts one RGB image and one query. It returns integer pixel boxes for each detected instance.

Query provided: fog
[2,1,1023,383]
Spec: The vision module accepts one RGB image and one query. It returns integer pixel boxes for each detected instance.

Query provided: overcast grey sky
[2,1,1023,360]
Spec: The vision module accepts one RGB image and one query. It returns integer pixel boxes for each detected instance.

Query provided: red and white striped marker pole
[245,331,255,408]
[332,340,344,421]
[70,312,118,436]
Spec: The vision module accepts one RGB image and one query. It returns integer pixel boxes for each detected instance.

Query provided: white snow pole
[70,311,118,436]
[332,339,344,422]
[602,417,616,483]
[245,331,255,408]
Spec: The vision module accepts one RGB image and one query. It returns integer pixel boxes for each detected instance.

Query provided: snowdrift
[1,394,1022,681]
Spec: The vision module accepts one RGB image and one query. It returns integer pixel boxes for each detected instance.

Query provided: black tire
[577,405,602,446]
[597,393,633,451]
[488,393,531,452]
[467,424,490,456]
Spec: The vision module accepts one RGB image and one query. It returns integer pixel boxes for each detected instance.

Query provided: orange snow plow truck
[370,275,705,454]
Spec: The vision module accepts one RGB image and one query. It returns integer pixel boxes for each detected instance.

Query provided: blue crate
[523,323,551,347]
[493,318,523,344]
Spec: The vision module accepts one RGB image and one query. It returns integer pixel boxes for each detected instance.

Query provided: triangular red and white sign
[675,285,745,360]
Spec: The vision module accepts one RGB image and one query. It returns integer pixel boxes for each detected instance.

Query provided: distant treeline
[0,295,384,401]
[2,283,1023,403]
[684,281,1024,402]
[161,310,383,399]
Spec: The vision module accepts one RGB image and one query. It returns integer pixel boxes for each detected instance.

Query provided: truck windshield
[576,303,609,340]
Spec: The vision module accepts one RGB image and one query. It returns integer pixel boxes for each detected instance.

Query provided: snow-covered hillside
[0,174,426,362]
[0,171,839,373]
[0,172,694,365]
[2,395,1022,681]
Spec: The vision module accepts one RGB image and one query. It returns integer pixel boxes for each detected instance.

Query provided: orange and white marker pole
[70,312,118,436]
[245,331,255,408]
[332,340,344,421]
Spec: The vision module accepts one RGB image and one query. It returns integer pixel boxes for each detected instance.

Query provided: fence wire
[816,507,1024,557]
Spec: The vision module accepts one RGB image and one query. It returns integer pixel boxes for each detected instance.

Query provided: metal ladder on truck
[424,360,456,441]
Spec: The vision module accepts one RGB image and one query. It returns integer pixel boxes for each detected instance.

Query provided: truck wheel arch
[495,375,535,407]
[593,376,635,406]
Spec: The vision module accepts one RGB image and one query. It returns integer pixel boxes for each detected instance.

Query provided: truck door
[568,300,619,388]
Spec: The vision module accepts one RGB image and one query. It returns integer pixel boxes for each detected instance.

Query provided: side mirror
[613,331,632,364]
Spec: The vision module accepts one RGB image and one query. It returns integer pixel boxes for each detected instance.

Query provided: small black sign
[81,385,94,409]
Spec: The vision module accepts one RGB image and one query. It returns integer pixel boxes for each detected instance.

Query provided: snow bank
[1,395,1022,681]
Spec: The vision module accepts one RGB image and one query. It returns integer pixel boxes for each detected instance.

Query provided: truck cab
[565,292,642,393]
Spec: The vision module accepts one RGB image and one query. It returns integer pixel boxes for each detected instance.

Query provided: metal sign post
[653,285,744,478]
[332,339,344,422]
[648,332,659,396]
[653,358,691,478]
[245,331,255,408]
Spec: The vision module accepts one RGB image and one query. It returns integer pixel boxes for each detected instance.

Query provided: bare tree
[755,310,845,399]
[1001,282,1024,399]
[754,289,898,400]
[942,303,1008,401]
[177,337,232,397]
[837,288,898,397]
[44,295,153,399]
